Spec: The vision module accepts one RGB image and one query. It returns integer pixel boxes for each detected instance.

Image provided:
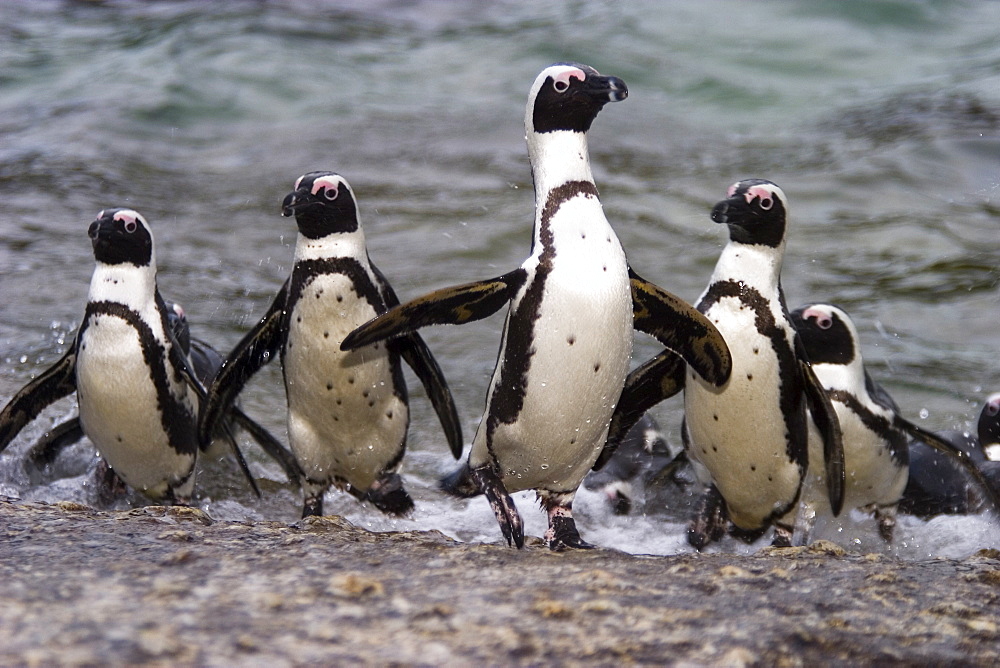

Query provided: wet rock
[0,500,998,665]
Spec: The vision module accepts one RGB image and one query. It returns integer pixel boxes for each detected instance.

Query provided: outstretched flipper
[470,464,524,549]
[800,358,845,516]
[0,345,78,452]
[26,417,84,469]
[198,283,288,449]
[596,350,686,471]
[900,417,1000,514]
[341,269,527,351]
[629,268,732,387]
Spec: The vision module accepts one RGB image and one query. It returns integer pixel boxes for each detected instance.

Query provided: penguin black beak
[587,74,628,104]
[281,190,314,217]
[710,196,751,226]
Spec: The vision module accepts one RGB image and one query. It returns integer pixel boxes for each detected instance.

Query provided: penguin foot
[367,473,415,516]
[544,510,593,551]
[439,462,482,498]
[471,465,523,548]
[93,459,128,507]
[874,504,898,543]
[687,485,728,551]
[301,483,326,518]
[769,524,793,548]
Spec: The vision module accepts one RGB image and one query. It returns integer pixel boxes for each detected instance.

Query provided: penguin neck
[294,228,368,263]
[711,238,785,294]
[528,129,596,200]
[813,360,866,395]
[88,262,157,312]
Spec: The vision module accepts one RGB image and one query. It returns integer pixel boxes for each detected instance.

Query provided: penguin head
[281,171,359,239]
[790,303,857,366]
[88,208,154,267]
[527,63,628,135]
[164,300,191,354]
[710,179,787,248]
[979,392,1000,451]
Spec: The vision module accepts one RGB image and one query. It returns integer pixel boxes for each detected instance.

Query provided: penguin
[581,413,674,515]
[900,393,1000,517]
[0,209,248,504]
[341,63,731,550]
[600,180,846,550]
[198,171,464,518]
[23,299,301,486]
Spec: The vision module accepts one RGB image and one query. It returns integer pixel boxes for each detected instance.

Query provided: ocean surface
[1,0,998,559]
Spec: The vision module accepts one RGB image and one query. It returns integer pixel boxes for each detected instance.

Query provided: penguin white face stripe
[112,209,143,233]
[310,175,341,199]
[549,65,586,91]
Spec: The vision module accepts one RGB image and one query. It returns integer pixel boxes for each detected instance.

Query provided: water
[1,0,998,558]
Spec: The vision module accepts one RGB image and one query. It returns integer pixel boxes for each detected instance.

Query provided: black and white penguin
[901,393,1000,517]
[341,63,730,550]
[0,209,211,503]
[790,303,910,541]
[603,180,846,549]
[582,413,674,515]
[21,299,299,487]
[198,171,464,518]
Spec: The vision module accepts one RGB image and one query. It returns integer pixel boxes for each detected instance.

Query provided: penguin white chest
[481,214,633,494]
[76,312,195,496]
[684,294,803,528]
[283,272,407,490]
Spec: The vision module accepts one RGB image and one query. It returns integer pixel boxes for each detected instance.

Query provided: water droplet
[919,408,929,419]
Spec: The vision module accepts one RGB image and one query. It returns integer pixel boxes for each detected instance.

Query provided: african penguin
[582,413,674,515]
[790,303,910,542]
[0,209,208,504]
[198,171,463,518]
[341,63,730,550]
[605,180,845,550]
[21,299,299,489]
[901,393,1000,517]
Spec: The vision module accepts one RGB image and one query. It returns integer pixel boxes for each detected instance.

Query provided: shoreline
[1,500,999,665]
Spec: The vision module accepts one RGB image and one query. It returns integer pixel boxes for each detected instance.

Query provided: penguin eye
[987,402,1000,417]
[553,79,570,93]
[323,186,339,201]
[123,220,138,233]
[758,197,773,211]
[816,316,833,330]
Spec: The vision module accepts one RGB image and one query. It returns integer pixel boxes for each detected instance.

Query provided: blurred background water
[0,0,998,558]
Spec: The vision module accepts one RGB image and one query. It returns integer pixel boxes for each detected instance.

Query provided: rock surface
[1,500,999,666]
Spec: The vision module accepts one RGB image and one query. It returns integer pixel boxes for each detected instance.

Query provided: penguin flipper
[898,418,1000,515]
[198,282,288,449]
[341,269,527,351]
[0,345,78,453]
[395,333,464,459]
[628,268,732,387]
[229,406,303,487]
[801,358,845,516]
[26,417,85,469]
[595,350,685,471]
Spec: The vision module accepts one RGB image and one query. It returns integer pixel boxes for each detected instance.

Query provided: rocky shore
[1,500,999,666]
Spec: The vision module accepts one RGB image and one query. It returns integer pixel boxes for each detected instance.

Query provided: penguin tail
[439,462,482,498]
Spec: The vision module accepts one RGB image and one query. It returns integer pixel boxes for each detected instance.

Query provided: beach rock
[1,500,998,665]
